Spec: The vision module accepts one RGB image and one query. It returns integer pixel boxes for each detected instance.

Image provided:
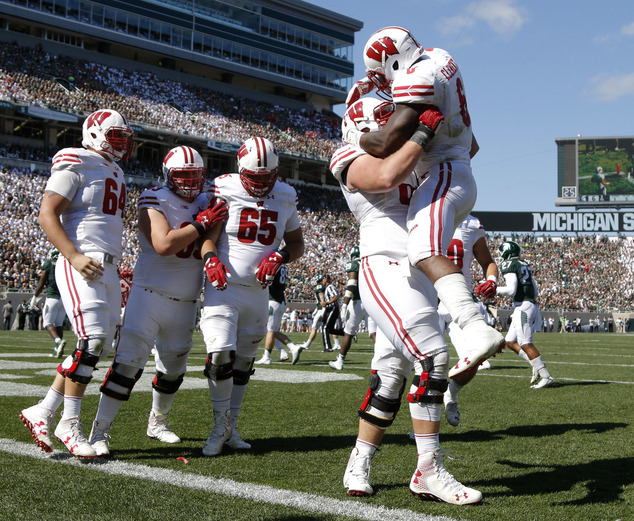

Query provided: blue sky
[310,0,634,213]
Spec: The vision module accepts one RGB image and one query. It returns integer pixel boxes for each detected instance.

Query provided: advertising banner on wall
[472,211,634,234]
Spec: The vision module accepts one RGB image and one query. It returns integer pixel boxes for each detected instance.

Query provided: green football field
[0,330,632,521]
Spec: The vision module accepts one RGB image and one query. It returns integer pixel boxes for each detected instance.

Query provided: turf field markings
[0,438,458,521]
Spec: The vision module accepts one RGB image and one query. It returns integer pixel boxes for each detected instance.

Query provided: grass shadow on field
[436,421,628,444]
[474,456,634,505]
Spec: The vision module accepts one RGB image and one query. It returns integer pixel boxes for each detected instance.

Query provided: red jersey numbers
[175,222,202,259]
[102,178,126,217]
[237,208,278,246]
[398,183,416,205]
[447,238,465,269]
[455,77,471,128]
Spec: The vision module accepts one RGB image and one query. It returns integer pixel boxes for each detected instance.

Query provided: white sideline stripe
[0,438,457,521]
[0,366,363,397]
[475,373,634,385]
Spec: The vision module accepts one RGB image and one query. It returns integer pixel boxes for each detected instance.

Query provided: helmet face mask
[341,98,395,136]
[162,146,206,199]
[498,241,521,260]
[238,137,279,198]
[363,26,422,97]
[82,109,135,161]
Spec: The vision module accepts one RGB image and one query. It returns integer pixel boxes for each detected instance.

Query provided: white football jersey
[132,186,211,300]
[446,214,485,287]
[330,144,419,258]
[210,174,301,288]
[391,47,472,171]
[45,147,126,258]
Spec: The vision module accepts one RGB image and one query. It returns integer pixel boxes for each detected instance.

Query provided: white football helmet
[341,98,395,136]
[237,137,279,198]
[82,109,135,161]
[162,146,206,199]
[363,26,423,96]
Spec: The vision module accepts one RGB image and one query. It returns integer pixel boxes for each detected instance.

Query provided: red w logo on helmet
[85,110,112,129]
[348,101,365,121]
[366,37,399,62]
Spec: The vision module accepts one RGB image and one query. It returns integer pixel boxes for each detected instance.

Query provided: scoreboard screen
[555,136,634,207]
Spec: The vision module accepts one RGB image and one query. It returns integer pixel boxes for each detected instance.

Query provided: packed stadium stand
[0,1,632,330]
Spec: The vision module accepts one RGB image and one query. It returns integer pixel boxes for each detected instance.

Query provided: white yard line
[0,438,458,521]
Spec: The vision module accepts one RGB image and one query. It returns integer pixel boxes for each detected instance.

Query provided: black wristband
[409,124,435,147]
[203,252,218,263]
[192,220,205,236]
[278,249,291,263]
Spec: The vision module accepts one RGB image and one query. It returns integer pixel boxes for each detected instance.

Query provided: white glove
[345,77,375,107]
[342,126,362,148]
[29,296,38,309]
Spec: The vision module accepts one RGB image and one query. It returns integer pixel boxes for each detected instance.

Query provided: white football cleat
[289,343,305,365]
[445,402,460,427]
[254,354,272,365]
[147,411,181,444]
[343,447,374,496]
[478,359,492,370]
[410,450,482,505]
[328,357,344,371]
[448,324,505,381]
[225,430,251,450]
[276,350,289,362]
[54,417,97,459]
[51,339,66,358]
[202,410,232,457]
[20,404,55,453]
[89,420,111,458]
[530,366,539,385]
[530,376,554,389]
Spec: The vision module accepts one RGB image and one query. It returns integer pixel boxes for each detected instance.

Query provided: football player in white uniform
[20,109,135,458]
[332,97,482,505]
[438,215,500,426]
[343,26,505,382]
[87,146,229,457]
[199,137,304,457]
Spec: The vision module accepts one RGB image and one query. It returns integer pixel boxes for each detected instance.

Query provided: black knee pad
[358,370,407,428]
[203,355,233,381]
[407,354,448,404]
[152,371,185,395]
[100,363,143,401]
[61,339,101,384]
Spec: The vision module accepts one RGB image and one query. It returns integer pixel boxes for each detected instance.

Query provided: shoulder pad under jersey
[330,145,366,183]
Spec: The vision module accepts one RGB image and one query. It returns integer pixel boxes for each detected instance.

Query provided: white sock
[517,349,531,363]
[434,273,482,329]
[529,356,551,378]
[355,438,379,457]
[40,386,64,412]
[274,339,285,352]
[94,394,125,425]
[61,395,82,420]
[152,389,177,416]
[413,432,440,455]
[208,378,232,414]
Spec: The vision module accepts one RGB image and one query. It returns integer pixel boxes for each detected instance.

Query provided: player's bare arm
[281,227,305,263]
[473,237,498,280]
[359,104,420,157]
[347,140,424,193]
[140,207,201,257]
[38,190,104,280]
[470,134,479,159]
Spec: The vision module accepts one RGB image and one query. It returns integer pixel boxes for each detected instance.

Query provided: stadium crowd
[1,42,633,313]
[2,159,634,313]
[0,41,341,161]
